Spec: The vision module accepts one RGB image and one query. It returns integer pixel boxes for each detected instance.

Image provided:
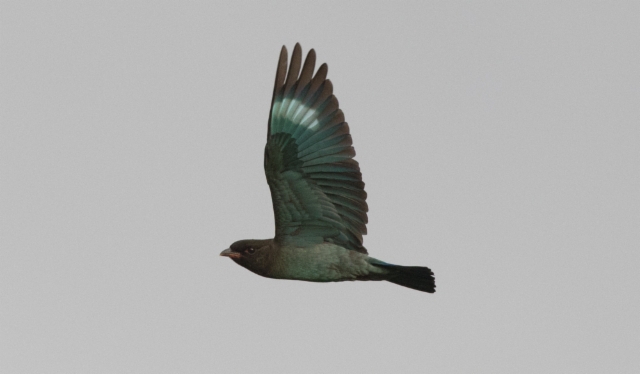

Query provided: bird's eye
[245,247,255,255]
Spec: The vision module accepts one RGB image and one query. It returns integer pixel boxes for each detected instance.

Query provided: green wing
[264,44,368,253]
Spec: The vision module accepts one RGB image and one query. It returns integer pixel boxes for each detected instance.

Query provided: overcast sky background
[2,2,639,373]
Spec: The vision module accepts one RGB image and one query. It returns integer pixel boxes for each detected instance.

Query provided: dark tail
[372,262,436,293]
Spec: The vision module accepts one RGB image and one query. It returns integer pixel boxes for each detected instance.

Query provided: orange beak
[220,248,242,259]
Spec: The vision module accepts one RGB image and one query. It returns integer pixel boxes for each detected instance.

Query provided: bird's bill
[220,248,242,259]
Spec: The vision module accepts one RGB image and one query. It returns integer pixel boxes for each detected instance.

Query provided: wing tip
[317,62,328,76]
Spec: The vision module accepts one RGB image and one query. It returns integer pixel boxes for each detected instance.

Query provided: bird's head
[220,239,274,275]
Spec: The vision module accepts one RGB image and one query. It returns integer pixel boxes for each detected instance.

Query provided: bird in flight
[221,44,435,293]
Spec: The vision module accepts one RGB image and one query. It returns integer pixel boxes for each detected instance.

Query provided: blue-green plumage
[221,44,435,293]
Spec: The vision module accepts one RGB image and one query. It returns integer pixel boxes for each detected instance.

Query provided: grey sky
[1,2,638,373]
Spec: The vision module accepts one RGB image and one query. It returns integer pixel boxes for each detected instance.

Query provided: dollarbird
[220,44,436,293]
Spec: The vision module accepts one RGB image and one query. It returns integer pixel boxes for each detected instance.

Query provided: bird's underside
[221,44,435,293]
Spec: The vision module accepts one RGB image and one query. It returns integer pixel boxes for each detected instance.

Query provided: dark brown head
[220,239,275,276]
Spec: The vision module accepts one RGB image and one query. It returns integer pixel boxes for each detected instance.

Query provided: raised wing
[264,44,368,253]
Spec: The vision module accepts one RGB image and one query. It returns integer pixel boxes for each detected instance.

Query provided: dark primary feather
[264,43,368,253]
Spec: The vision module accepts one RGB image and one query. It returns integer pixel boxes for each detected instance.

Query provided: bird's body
[221,44,436,293]
[226,239,387,282]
